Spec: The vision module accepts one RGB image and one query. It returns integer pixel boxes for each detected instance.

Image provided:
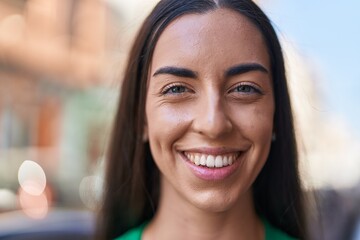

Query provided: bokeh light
[0,189,17,211]
[17,160,49,219]
[18,187,49,219]
[18,160,46,196]
[79,175,103,210]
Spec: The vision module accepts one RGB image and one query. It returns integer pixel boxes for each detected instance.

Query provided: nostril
[192,112,233,138]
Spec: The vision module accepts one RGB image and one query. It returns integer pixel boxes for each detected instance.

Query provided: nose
[192,93,233,139]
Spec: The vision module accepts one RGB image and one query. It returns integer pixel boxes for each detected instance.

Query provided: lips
[181,150,242,181]
[184,152,239,168]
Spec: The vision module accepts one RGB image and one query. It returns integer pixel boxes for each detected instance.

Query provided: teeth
[228,156,233,165]
[200,155,206,166]
[184,152,238,168]
[194,155,200,166]
[206,155,215,168]
[223,156,228,166]
[215,156,223,168]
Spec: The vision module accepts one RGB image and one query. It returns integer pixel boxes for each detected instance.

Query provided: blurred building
[0,0,119,212]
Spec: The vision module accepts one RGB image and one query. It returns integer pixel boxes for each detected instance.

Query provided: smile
[183,152,240,168]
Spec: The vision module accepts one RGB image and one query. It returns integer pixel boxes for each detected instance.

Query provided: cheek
[253,105,274,137]
[231,102,274,142]
[230,102,274,185]
[146,102,193,156]
[236,105,274,131]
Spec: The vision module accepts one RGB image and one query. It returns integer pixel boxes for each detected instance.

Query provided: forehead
[151,8,270,72]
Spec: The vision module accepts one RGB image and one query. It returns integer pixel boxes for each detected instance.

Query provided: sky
[260,1,360,138]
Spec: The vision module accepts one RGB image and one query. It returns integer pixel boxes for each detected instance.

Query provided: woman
[97,0,307,239]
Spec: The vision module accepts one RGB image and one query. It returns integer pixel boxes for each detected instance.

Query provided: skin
[144,8,274,240]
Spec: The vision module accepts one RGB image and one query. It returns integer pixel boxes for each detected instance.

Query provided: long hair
[97,0,306,239]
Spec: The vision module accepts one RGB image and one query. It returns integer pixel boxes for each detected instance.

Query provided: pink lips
[180,150,242,181]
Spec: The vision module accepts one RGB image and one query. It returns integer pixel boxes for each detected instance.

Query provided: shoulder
[114,223,147,240]
[264,219,298,240]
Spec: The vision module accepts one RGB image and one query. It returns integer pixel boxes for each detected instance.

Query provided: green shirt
[115,219,297,240]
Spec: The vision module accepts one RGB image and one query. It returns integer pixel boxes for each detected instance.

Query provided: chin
[188,190,241,213]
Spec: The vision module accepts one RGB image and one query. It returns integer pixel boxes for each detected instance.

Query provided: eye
[236,85,253,93]
[229,83,262,94]
[162,84,191,95]
[168,86,186,94]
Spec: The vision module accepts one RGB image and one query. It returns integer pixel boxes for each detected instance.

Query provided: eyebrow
[153,66,197,78]
[225,63,269,78]
[152,63,268,79]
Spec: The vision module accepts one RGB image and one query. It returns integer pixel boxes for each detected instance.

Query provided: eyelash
[162,83,191,95]
[161,82,263,96]
[228,83,263,95]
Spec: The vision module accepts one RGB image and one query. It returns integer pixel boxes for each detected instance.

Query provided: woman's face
[145,8,274,212]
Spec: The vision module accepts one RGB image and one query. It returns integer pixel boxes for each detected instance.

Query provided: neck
[143,178,264,240]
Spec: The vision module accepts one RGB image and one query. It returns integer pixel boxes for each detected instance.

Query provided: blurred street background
[0,0,359,239]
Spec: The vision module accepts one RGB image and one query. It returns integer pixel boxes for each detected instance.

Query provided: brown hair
[97,0,306,239]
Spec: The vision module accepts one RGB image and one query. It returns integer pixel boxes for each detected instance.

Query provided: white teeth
[206,155,215,168]
[200,155,207,166]
[228,156,233,165]
[184,152,239,168]
[194,155,200,166]
[223,156,228,166]
[215,156,223,168]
